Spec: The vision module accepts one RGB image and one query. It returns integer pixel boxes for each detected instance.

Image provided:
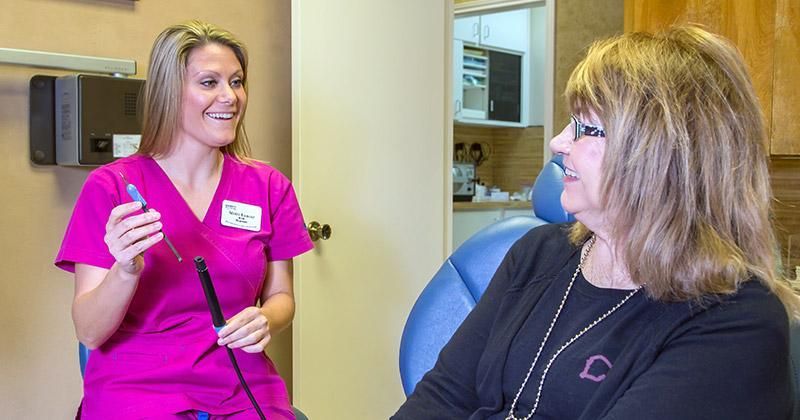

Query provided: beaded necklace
[505,236,641,420]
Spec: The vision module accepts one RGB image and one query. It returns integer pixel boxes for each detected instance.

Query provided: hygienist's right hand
[105,201,164,274]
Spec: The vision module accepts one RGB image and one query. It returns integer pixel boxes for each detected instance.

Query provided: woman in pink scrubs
[55,21,313,419]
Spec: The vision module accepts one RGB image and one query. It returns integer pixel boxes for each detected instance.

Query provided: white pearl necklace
[505,236,641,420]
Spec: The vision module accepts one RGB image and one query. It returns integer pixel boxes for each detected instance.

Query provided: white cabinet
[453,9,529,127]
[453,41,491,120]
[454,40,464,120]
[453,43,523,125]
[454,9,529,53]
[504,209,535,218]
[454,16,480,44]
[481,10,529,51]
[453,209,503,249]
[452,208,533,249]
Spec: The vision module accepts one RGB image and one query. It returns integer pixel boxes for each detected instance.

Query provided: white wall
[529,3,547,126]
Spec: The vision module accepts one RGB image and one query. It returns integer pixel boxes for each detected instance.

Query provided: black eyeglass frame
[570,114,606,141]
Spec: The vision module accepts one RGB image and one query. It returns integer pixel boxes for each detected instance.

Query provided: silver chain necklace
[505,236,641,420]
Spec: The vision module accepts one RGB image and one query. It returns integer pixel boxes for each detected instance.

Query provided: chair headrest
[532,154,574,224]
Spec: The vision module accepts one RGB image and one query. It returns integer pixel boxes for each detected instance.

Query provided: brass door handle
[307,221,332,242]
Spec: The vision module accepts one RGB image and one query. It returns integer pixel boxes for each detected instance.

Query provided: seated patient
[393,25,798,420]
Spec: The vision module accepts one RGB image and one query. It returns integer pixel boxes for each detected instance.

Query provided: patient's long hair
[565,25,800,319]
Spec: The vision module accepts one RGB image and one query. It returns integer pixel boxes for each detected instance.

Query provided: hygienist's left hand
[216,306,271,353]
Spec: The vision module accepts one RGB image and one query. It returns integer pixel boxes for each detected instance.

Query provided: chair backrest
[79,342,89,377]
[398,155,572,395]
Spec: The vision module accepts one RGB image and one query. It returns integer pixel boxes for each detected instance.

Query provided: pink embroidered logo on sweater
[579,354,613,382]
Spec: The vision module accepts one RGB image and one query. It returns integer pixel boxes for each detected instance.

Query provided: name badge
[221,200,262,232]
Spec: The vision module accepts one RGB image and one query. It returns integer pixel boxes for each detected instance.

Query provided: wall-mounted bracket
[0,48,136,77]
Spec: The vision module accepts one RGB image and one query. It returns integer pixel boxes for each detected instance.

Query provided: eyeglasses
[570,114,606,142]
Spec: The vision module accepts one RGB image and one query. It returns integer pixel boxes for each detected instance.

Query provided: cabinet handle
[490,100,495,112]
[455,99,462,115]
[472,22,479,39]
[483,25,490,40]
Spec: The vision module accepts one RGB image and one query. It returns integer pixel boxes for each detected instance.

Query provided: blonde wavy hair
[137,20,251,160]
[565,25,800,320]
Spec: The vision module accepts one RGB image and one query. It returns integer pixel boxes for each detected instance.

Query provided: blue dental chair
[399,155,573,395]
[398,156,800,417]
[79,343,309,419]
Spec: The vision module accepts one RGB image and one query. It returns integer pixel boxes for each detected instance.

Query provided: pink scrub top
[55,154,313,419]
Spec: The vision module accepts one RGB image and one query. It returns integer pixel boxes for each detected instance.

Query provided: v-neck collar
[146,154,231,226]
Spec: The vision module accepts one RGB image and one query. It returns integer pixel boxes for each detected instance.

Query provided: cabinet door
[480,9,529,52]
[488,50,522,123]
[455,16,480,44]
[771,0,800,154]
[504,209,534,218]
[624,0,780,153]
[453,210,503,249]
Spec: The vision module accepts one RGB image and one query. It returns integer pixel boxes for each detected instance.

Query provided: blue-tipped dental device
[120,172,183,262]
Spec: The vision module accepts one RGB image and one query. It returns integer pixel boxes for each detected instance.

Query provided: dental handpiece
[120,172,183,262]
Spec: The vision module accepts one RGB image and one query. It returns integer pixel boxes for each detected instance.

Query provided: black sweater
[393,224,793,419]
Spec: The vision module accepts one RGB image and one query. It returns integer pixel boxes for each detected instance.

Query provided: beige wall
[553,0,624,129]
[0,2,292,418]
